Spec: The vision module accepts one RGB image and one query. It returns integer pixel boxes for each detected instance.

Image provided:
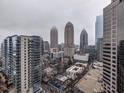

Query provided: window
[112,65,116,68]
[112,90,115,93]
[112,81,115,85]
[112,52,116,54]
[113,48,116,50]
[112,77,115,80]
[112,56,116,59]
[112,69,115,72]
[112,73,116,76]
[113,60,116,63]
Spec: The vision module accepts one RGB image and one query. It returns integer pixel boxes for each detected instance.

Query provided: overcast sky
[0,0,111,45]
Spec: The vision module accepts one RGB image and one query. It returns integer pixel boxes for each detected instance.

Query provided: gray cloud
[0,0,111,45]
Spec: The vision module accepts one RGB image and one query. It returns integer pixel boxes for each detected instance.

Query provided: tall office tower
[0,43,3,57]
[103,0,120,93]
[95,15,103,61]
[2,35,42,93]
[50,26,58,52]
[64,22,75,57]
[44,41,50,54]
[41,38,44,55]
[96,38,103,62]
[0,43,4,61]
[80,29,88,54]
[0,45,1,57]
[117,0,124,93]
[95,15,103,44]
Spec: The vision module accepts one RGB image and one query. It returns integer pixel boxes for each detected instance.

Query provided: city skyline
[0,0,110,45]
[1,0,124,93]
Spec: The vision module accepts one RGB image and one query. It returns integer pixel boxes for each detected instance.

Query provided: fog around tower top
[0,0,110,45]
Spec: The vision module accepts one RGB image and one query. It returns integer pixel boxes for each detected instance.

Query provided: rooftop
[44,67,53,73]
[75,65,103,93]
[66,65,83,73]
[56,75,68,82]
[49,74,72,92]
[74,53,89,62]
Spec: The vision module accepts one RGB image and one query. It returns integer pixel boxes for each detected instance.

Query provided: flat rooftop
[66,65,82,72]
[74,53,89,62]
[56,75,68,82]
[75,66,103,93]
[66,63,84,73]
[44,67,53,73]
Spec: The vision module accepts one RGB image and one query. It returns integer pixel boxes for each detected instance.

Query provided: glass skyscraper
[95,15,103,44]
[95,15,103,61]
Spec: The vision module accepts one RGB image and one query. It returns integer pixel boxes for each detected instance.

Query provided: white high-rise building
[103,0,120,93]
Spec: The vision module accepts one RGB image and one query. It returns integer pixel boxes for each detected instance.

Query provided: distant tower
[50,26,58,52]
[64,22,75,57]
[95,15,103,61]
[80,29,88,54]
[95,15,103,45]
[44,41,50,54]
[41,38,44,55]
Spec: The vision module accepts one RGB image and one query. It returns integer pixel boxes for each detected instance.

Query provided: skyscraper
[41,38,44,55]
[95,15,103,61]
[80,29,88,54]
[2,35,42,93]
[95,15,103,44]
[50,26,58,52]
[117,0,124,93]
[44,41,50,54]
[64,22,75,57]
[103,0,120,93]
[96,38,103,61]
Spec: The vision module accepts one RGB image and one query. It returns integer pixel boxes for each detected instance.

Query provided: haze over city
[0,0,110,45]
[1,0,124,93]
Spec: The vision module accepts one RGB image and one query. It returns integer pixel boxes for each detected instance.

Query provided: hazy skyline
[0,0,111,45]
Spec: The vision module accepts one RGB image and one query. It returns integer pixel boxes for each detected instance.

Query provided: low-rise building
[74,54,89,67]
[74,54,89,62]
[43,67,57,82]
[74,62,103,93]
[66,63,85,80]
[51,51,64,59]
[48,75,73,93]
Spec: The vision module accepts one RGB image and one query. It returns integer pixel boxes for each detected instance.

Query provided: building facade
[95,15,103,44]
[2,35,42,93]
[50,26,58,53]
[64,22,75,57]
[95,15,103,61]
[44,41,50,54]
[80,29,88,54]
[86,45,96,62]
[117,0,124,93]
[97,38,103,61]
[103,0,121,93]
[41,38,44,55]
